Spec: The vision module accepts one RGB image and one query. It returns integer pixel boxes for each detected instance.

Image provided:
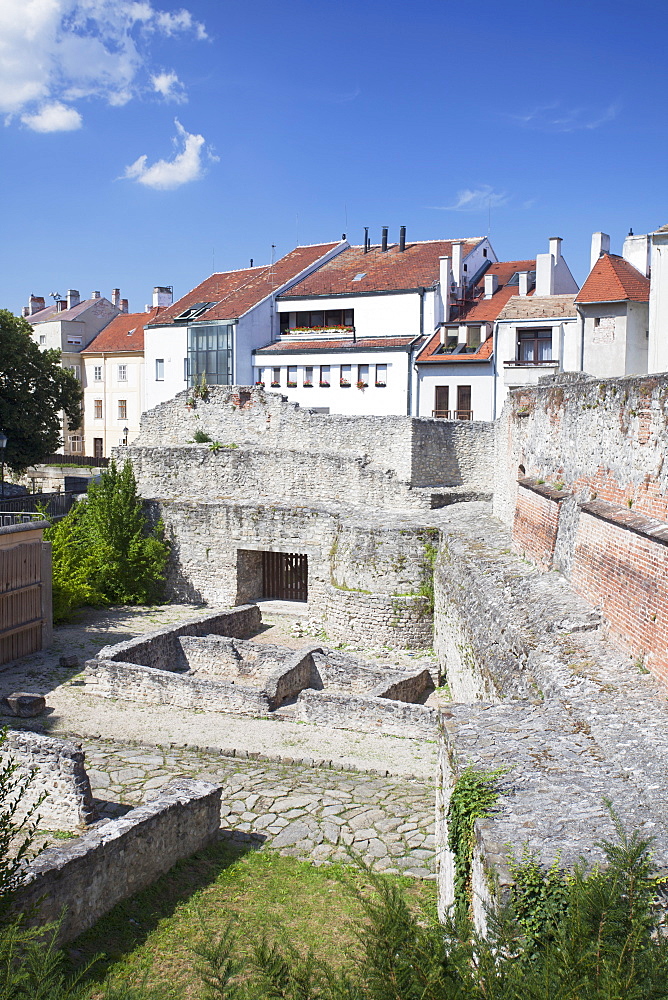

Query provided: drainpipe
[492,323,499,419]
[577,304,585,371]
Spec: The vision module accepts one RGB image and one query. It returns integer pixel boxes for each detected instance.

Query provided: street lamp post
[123,426,129,446]
[0,430,7,499]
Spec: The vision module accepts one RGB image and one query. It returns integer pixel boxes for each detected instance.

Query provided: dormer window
[174,301,216,322]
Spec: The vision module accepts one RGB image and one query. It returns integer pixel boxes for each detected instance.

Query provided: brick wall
[512,480,567,571]
[571,506,668,684]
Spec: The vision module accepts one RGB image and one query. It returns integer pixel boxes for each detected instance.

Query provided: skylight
[174,301,216,322]
[352,273,367,281]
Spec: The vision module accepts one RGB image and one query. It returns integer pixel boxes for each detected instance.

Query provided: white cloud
[432,185,509,212]
[0,0,206,125]
[123,119,217,190]
[508,102,619,132]
[151,71,186,103]
[21,100,83,132]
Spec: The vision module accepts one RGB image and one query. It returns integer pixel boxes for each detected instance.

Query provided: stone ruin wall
[494,372,668,686]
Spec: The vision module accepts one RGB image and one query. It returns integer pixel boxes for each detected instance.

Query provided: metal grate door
[262,552,308,602]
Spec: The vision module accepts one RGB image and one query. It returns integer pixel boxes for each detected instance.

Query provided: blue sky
[1,0,666,315]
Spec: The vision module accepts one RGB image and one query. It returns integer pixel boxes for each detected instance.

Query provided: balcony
[432,409,473,420]
[502,359,559,387]
[280,326,355,340]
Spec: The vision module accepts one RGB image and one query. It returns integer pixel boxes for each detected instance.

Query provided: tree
[0,310,82,474]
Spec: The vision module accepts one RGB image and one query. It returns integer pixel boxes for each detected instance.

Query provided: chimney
[56,299,67,312]
[28,294,45,316]
[364,227,369,253]
[121,298,128,314]
[111,288,121,308]
[590,232,610,270]
[484,273,498,299]
[622,232,651,276]
[381,227,388,252]
[535,251,555,296]
[451,241,463,287]
[549,237,562,260]
[518,271,530,297]
[91,290,101,299]
[66,288,80,309]
[152,286,174,308]
[439,256,451,317]
[399,226,406,252]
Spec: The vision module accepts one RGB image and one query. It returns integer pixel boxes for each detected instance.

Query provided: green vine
[447,765,505,914]
[417,540,438,615]
[507,846,569,954]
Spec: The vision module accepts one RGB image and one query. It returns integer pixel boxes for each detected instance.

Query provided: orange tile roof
[147,244,341,327]
[575,254,650,304]
[277,240,484,297]
[415,258,536,364]
[256,336,418,354]
[82,307,164,353]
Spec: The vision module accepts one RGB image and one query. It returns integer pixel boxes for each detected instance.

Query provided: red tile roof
[147,244,342,327]
[415,259,536,365]
[575,254,650,303]
[255,336,418,354]
[277,240,484,298]
[82,307,165,353]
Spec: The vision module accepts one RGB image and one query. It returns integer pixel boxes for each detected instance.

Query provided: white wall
[255,349,410,415]
[144,325,189,411]
[649,233,668,373]
[416,365,494,421]
[82,353,144,456]
[234,300,273,384]
[278,290,422,339]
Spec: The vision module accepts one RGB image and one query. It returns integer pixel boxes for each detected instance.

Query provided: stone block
[4,692,46,717]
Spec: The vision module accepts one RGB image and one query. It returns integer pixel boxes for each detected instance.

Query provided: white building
[253,229,497,415]
[143,242,348,412]
[81,288,173,458]
[26,289,120,455]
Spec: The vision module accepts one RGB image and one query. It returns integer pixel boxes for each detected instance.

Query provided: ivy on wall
[447,765,506,915]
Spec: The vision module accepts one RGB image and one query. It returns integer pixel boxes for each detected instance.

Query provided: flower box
[340,381,351,388]
[255,381,265,387]
[303,382,313,388]
[356,381,368,389]
[271,381,280,387]
[375,382,386,388]
[319,381,330,387]
[287,381,297,388]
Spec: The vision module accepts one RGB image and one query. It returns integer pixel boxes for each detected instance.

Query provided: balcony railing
[432,409,473,420]
[503,359,557,367]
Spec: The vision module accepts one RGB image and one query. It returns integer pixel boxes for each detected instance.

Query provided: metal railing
[41,454,109,467]
[0,491,78,523]
[432,409,474,420]
[502,359,557,367]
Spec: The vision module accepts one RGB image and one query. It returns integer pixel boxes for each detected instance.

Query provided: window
[66,336,82,345]
[320,365,330,386]
[294,309,354,330]
[375,364,387,387]
[287,366,297,387]
[456,385,472,420]
[517,328,552,363]
[184,359,188,382]
[155,359,165,380]
[434,386,449,417]
[466,327,481,350]
[340,364,352,386]
[357,364,369,387]
[187,324,233,386]
[68,434,83,453]
[39,335,46,345]
[304,366,313,387]
[118,364,127,381]
[272,367,281,386]
[118,399,127,420]
[67,364,80,380]
[94,365,102,381]
[279,313,290,335]
[94,399,102,419]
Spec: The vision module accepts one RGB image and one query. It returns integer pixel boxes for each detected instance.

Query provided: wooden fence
[0,536,45,665]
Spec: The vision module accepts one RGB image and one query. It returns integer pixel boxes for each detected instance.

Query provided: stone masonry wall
[495,373,668,687]
[512,480,569,571]
[14,779,221,945]
[5,730,97,830]
[295,689,438,739]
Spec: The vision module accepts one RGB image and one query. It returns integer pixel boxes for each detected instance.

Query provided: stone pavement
[82,739,436,878]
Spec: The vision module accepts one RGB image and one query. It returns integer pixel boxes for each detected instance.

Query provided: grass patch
[74,840,436,998]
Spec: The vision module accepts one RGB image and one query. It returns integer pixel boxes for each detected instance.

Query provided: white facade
[255,348,413,416]
[81,353,144,455]
[648,226,668,374]
[581,301,649,378]
[415,365,493,422]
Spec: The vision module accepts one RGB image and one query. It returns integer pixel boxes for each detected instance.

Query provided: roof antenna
[212,247,215,273]
[628,227,634,236]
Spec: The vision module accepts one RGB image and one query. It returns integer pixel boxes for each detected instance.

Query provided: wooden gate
[262,552,308,602]
[0,541,43,664]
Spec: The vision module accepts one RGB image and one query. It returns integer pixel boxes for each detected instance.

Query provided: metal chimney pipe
[399,226,406,252]
[381,227,388,252]
[364,227,369,253]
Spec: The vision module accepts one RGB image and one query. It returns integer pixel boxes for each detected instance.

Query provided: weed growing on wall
[418,540,438,615]
[447,765,506,915]
[45,460,170,621]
